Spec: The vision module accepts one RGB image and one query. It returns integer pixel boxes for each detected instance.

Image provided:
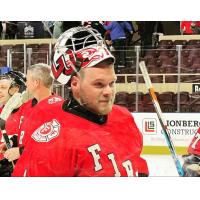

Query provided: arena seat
[26,44,40,51]
[179,102,191,112]
[0,57,7,66]
[146,66,162,74]
[160,65,177,73]
[144,49,159,59]
[190,57,200,69]
[191,101,200,112]
[173,91,190,103]
[143,102,155,112]
[188,39,200,47]
[120,67,136,74]
[127,101,144,112]
[158,92,174,102]
[160,101,175,112]
[115,91,129,104]
[181,49,190,57]
[116,76,125,83]
[127,92,144,104]
[165,75,177,83]
[188,47,200,59]
[173,40,187,48]
[150,75,163,83]
[158,49,170,60]
[158,40,173,49]
[115,101,128,109]
[127,76,136,83]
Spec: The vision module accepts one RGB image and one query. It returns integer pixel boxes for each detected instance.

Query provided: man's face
[26,71,36,95]
[72,65,117,115]
[0,79,11,105]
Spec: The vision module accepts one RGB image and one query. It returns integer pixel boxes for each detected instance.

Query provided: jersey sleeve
[188,127,200,155]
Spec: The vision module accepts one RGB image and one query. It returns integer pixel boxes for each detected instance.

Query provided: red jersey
[188,127,200,155]
[0,106,22,160]
[0,106,3,160]
[181,21,193,34]
[12,101,148,177]
[16,95,64,148]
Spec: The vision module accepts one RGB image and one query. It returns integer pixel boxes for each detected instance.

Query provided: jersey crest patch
[31,119,60,142]
[48,97,62,104]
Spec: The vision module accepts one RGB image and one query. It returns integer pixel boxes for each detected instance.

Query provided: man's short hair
[28,63,53,88]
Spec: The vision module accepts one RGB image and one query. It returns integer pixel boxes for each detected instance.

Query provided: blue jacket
[103,21,132,41]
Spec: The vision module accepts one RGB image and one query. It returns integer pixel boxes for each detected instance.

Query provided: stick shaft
[139,61,184,176]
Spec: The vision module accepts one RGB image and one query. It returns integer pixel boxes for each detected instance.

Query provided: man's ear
[34,79,40,88]
[71,76,80,98]
[71,76,79,88]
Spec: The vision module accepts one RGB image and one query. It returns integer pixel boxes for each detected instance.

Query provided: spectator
[137,21,156,48]
[190,21,200,34]
[83,21,106,38]
[53,21,63,38]
[101,21,133,70]
[43,21,54,38]
[12,27,148,177]
[180,21,200,35]
[2,21,18,39]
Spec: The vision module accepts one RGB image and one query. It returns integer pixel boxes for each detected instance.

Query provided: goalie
[12,27,149,177]
[0,70,26,176]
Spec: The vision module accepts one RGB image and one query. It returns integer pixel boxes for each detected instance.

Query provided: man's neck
[34,88,52,102]
[62,96,108,125]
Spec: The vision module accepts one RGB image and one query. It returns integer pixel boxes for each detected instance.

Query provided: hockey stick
[0,122,15,168]
[139,61,185,176]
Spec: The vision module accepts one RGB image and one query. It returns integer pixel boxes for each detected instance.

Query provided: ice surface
[142,155,184,176]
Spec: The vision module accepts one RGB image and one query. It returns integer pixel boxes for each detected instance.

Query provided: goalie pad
[182,154,200,176]
[0,91,32,121]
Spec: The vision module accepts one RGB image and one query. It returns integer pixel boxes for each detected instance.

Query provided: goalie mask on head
[51,26,115,85]
[0,71,26,94]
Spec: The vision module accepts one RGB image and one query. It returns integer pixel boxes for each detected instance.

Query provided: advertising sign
[133,113,199,147]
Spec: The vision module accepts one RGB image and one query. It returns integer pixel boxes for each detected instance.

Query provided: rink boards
[133,113,199,155]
